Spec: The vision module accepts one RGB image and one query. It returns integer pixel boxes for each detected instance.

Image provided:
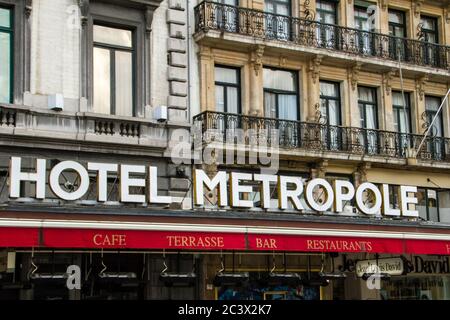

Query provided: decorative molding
[445,5,450,24]
[356,162,371,184]
[382,70,396,96]
[314,103,326,124]
[380,0,388,11]
[145,5,155,34]
[303,0,315,20]
[279,56,287,67]
[413,0,424,18]
[348,62,362,91]
[415,75,428,101]
[25,0,33,18]
[251,45,265,76]
[416,22,424,41]
[309,55,323,84]
[78,0,89,26]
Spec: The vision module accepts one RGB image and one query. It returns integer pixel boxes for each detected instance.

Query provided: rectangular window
[214,66,240,114]
[425,96,443,137]
[265,0,291,40]
[0,6,13,104]
[416,188,441,222]
[263,68,298,120]
[358,86,378,154]
[93,24,134,116]
[392,91,411,134]
[354,5,375,55]
[320,81,341,151]
[388,9,407,60]
[316,0,338,49]
[420,15,439,65]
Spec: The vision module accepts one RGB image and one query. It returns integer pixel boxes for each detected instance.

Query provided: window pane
[0,8,10,28]
[115,51,133,117]
[416,188,427,220]
[93,47,111,114]
[263,68,296,91]
[215,86,225,112]
[365,104,377,129]
[264,92,277,118]
[93,25,132,48]
[388,11,403,24]
[439,191,450,223]
[215,66,238,84]
[420,16,436,31]
[320,82,338,97]
[278,94,297,120]
[226,87,239,114]
[328,100,339,125]
[358,86,375,102]
[0,32,11,103]
[425,96,441,112]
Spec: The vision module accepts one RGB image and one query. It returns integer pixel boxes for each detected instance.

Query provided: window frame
[0,5,13,104]
[86,2,147,118]
[316,0,338,25]
[93,22,136,116]
[214,65,241,114]
[0,0,27,106]
[388,8,407,38]
[392,91,412,134]
[420,15,439,44]
[357,86,379,130]
[265,0,292,17]
[319,80,341,126]
[263,67,299,121]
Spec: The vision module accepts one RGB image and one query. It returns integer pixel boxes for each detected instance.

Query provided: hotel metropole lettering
[8,157,419,217]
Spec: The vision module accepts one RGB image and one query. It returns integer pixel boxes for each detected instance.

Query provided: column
[249,45,265,116]
[382,70,395,132]
[199,46,214,111]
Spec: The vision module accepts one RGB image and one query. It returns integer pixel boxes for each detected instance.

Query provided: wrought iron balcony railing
[193,111,450,162]
[194,1,450,70]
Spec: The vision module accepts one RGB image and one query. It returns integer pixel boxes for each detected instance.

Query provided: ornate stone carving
[78,0,89,26]
[145,6,154,34]
[380,0,388,11]
[25,0,33,18]
[356,163,371,184]
[348,63,362,91]
[382,70,396,96]
[251,45,265,76]
[309,55,323,84]
[303,0,315,20]
[413,0,424,18]
[415,75,428,101]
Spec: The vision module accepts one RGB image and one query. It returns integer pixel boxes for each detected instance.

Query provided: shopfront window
[0,6,12,104]
[415,187,450,222]
[93,24,134,117]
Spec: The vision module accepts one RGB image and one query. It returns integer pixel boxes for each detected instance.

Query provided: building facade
[0,0,449,300]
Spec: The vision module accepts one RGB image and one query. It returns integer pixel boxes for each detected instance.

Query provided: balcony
[193,111,450,164]
[194,1,450,71]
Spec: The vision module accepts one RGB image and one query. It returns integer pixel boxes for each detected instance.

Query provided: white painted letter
[193,169,228,206]
[87,163,118,202]
[254,174,277,209]
[49,161,90,201]
[400,185,418,217]
[230,172,253,208]
[278,176,304,210]
[120,165,146,203]
[355,182,382,215]
[305,178,334,212]
[149,166,172,204]
[333,180,355,212]
[381,184,401,216]
[9,157,46,199]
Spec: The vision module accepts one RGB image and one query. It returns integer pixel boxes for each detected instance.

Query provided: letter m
[193,169,228,206]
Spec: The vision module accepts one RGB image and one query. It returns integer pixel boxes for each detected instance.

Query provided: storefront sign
[411,256,450,274]
[406,239,450,255]
[193,170,419,217]
[8,157,420,217]
[355,258,405,277]
[247,234,404,253]
[43,229,247,250]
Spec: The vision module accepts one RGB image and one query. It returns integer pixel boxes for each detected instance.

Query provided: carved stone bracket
[445,5,450,24]
[251,45,265,76]
[380,0,388,11]
[311,160,328,179]
[145,6,155,34]
[355,162,371,185]
[25,0,33,18]
[413,0,424,18]
[309,55,323,84]
[78,0,89,27]
[348,63,362,91]
[415,75,428,101]
[383,70,396,96]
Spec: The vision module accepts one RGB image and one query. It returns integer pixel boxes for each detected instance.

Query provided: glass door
[265,0,291,41]
[358,87,378,155]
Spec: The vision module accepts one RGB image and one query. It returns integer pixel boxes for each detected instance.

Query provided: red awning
[1,227,450,255]
[0,227,40,247]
